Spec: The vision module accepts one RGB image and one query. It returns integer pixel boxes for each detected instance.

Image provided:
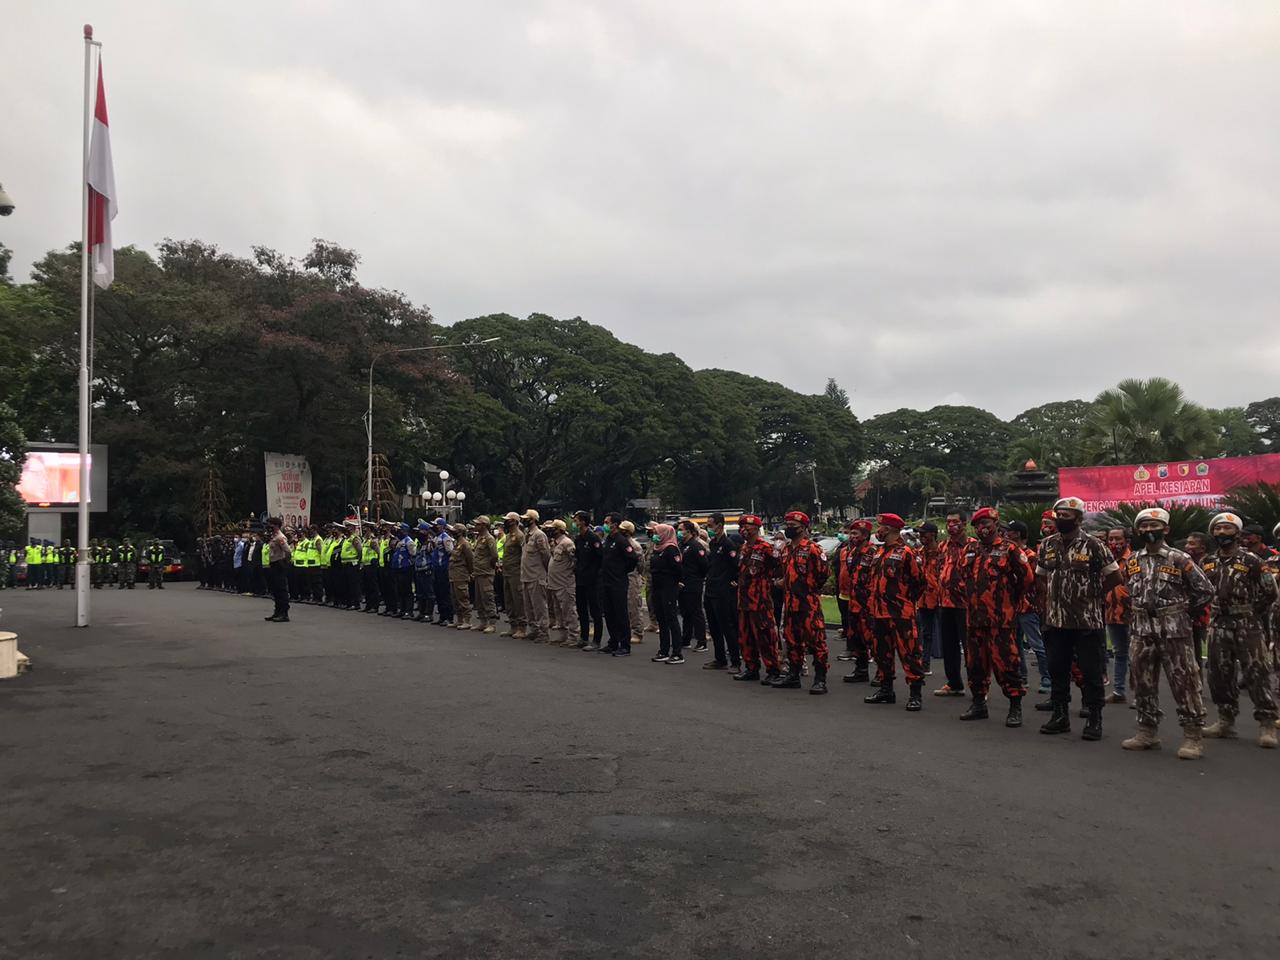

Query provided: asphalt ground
[2,584,1279,959]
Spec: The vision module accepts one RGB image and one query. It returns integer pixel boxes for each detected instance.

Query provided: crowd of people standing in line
[1,537,170,590]
[192,498,1280,759]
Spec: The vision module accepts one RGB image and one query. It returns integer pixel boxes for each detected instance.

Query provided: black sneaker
[693,644,708,653]
[651,654,669,663]
[702,661,727,670]
[667,655,685,664]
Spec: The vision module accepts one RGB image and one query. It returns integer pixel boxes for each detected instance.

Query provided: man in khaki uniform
[448,523,475,629]
[545,519,580,646]
[621,521,649,643]
[471,516,500,633]
[519,509,552,643]
[501,512,526,639]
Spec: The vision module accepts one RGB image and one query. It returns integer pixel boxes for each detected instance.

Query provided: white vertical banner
[264,452,312,528]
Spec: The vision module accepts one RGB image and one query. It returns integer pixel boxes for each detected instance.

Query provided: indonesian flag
[87,60,116,289]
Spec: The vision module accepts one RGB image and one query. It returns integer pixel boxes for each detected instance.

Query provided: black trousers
[576,573,603,645]
[344,565,361,608]
[939,606,967,690]
[1046,627,1106,708]
[396,568,414,614]
[363,565,382,610]
[653,581,681,656]
[601,581,630,650]
[704,590,740,666]
[679,580,707,648]
[269,560,290,618]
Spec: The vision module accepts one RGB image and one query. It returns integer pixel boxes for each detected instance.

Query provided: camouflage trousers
[1131,633,1205,730]
[965,624,1026,701]
[1207,619,1278,723]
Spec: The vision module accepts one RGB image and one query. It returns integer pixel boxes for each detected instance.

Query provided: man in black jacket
[573,510,605,650]
[704,513,742,671]
[599,512,638,656]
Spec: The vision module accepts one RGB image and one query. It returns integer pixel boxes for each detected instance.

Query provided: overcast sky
[4,2,1278,419]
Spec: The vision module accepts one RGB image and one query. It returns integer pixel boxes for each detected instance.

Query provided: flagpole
[76,24,96,627]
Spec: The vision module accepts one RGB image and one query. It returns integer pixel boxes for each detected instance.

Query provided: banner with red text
[1059,453,1280,513]
[264,452,311,529]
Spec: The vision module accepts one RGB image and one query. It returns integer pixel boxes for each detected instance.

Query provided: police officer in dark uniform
[600,512,638,655]
[572,510,604,649]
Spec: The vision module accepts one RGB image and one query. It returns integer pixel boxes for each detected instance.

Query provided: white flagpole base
[75,561,90,627]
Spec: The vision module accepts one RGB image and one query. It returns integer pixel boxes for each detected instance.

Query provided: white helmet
[1209,512,1242,533]
[1133,507,1170,528]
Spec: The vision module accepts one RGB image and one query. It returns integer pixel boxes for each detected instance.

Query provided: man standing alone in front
[264,517,292,622]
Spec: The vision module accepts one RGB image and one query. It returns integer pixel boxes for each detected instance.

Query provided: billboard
[16,444,109,512]
[1059,453,1280,513]
[264,452,311,529]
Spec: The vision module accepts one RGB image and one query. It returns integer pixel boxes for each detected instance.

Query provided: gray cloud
[4,1,1278,419]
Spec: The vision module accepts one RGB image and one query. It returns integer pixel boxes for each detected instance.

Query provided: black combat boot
[761,670,781,686]
[905,682,923,712]
[1040,702,1071,735]
[960,696,989,721]
[771,666,802,689]
[1006,696,1023,728]
[810,670,828,695]
[844,659,870,683]
[1082,705,1103,741]
[732,667,760,682]
[864,681,896,705]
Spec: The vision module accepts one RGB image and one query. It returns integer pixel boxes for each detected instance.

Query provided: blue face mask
[676,530,685,541]
[837,533,848,543]
[603,524,612,535]
[651,534,661,545]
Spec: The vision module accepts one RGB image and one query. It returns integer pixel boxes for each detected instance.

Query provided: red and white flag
[87,60,116,289]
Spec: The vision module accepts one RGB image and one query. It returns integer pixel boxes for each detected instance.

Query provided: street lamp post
[364,337,498,516]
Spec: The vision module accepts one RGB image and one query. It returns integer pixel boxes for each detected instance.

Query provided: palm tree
[1079,377,1218,465]
[909,466,950,515]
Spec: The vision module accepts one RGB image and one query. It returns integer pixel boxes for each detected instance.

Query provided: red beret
[739,514,762,528]
[784,510,810,526]
[1041,510,1055,520]
[851,519,873,532]
[971,507,999,524]
[878,513,906,530]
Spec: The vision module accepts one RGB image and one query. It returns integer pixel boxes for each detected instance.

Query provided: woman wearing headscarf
[648,523,685,664]
[678,519,709,653]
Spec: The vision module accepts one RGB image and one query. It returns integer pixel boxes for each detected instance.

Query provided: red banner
[1059,454,1280,513]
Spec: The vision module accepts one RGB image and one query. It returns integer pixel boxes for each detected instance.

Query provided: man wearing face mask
[1118,508,1214,758]
[772,511,831,693]
[518,509,552,643]
[1035,496,1123,741]
[867,513,927,710]
[621,521,649,646]
[732,514,783,684]
[703,513,742,671]
[599,512,638,655]
[544,519,579,646]
[934,510,973,698]
[1200,512,1278,746]
[959,507,1034,727]
[834,522,858,662]
[499,513,526,638]
[572,510,605,649]
[840,519,877,684]
[1104,527,1133,704]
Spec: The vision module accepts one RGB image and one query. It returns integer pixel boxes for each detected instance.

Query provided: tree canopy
[2,237,1276,542]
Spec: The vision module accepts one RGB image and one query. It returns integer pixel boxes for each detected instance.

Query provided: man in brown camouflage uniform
[1200,512,1278,748]
[1118,508,1214,759]
[1035,496,1123,741]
